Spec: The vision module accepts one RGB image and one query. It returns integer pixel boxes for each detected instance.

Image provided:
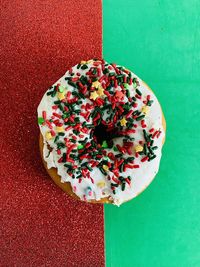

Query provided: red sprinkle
[42,111,47,120]
[46,120,53,129]
[52,105,58,110]
[135,94,142,99]
[50,130,56,136]
[152,130,159,139]
[133,103,138,108]
[53,112,62,119]
[141,156,149,162]
[125,178,131,185]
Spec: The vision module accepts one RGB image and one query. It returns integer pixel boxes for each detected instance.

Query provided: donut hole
[93,123,118,148]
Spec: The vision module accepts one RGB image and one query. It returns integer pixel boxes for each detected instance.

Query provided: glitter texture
[0,1,104,266]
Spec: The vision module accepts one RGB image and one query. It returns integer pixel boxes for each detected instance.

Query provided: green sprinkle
[47,90,54,96]
[54,100,61,105]
[78,144,84,149]
[81,64,88,70]
[99,167,107,175]
[136,88,142,96]
[121,183,126,191]
[38,117,44,125]
[113,146,118,152]
[58,86,64,92]
[148,147,154,155]
[143,144,147,155]
[126,89,130,98]
[133,78,138,88]
[103,68,109,74]
[57,142,65,149]
[102,140,108,148]
[147,100,154,106]
[152,146,158,150]
[136,115,145,121]
[68,80,76,87]
[119,163,124,172]
[148,155,156,161]
[58,132,65,136]
[111,183,118,188]
[51,90,57,97]
[54,135,59,143]
[123,83,129,89]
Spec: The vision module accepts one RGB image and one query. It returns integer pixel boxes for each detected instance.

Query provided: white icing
[38,60,165,206]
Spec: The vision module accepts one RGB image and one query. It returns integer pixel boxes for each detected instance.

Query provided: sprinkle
[136,88,142,96]
[135,145,143,152]
[141,106,150,115]
[102,140,108,148]
[57,92,65,100]
[157,131,162,138]
[125,178,131,186]
[53,112,62,119]
[124,83,129,89]
[149,128,154,133]
[78,144,84,149]
[42,111,47,120]
[56,126,64,133]
[120,117,127,127]
[45,131,53,140]
[92,80,101,88]
[97,181,106,188]
[97,86,105,97]
[135,115,145,121]
[103,165,109,172]
[90,91,99,101]
[50,130,56,136]
[152,130,159,139]
[115,90,124,100]
[135,94,142,99]
[38,117,44,125]
[58,85,65,93]
[141,156,149,162]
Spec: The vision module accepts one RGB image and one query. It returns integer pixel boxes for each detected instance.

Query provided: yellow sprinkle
[90,91,99,101]
[45,132,53,140]
[97,86,105,97]
[141,106,150,115]
[57,92,65,101]
[81,60,87,64]
[103,165,109,172]
[120,117,127,127]
[97,181,106,188]
[135,145,143,152]
[92,80,101,89]
[56,126,64,133]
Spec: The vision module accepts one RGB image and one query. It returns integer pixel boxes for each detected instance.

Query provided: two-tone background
[1,1,200,266]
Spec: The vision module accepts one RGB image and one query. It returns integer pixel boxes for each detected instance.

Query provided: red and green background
[1,1,200,266]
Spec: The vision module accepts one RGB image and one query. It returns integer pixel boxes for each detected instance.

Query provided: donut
[37,59,166,206]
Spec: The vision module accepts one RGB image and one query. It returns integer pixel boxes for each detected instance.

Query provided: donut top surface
[38,59,165,205]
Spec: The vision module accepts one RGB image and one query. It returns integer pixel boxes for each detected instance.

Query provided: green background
[103,1,200,266]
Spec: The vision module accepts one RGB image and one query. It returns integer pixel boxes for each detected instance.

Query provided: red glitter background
[0,1,104,266]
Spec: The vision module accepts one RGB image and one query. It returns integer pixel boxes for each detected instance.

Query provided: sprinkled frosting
[38,59,165,206]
